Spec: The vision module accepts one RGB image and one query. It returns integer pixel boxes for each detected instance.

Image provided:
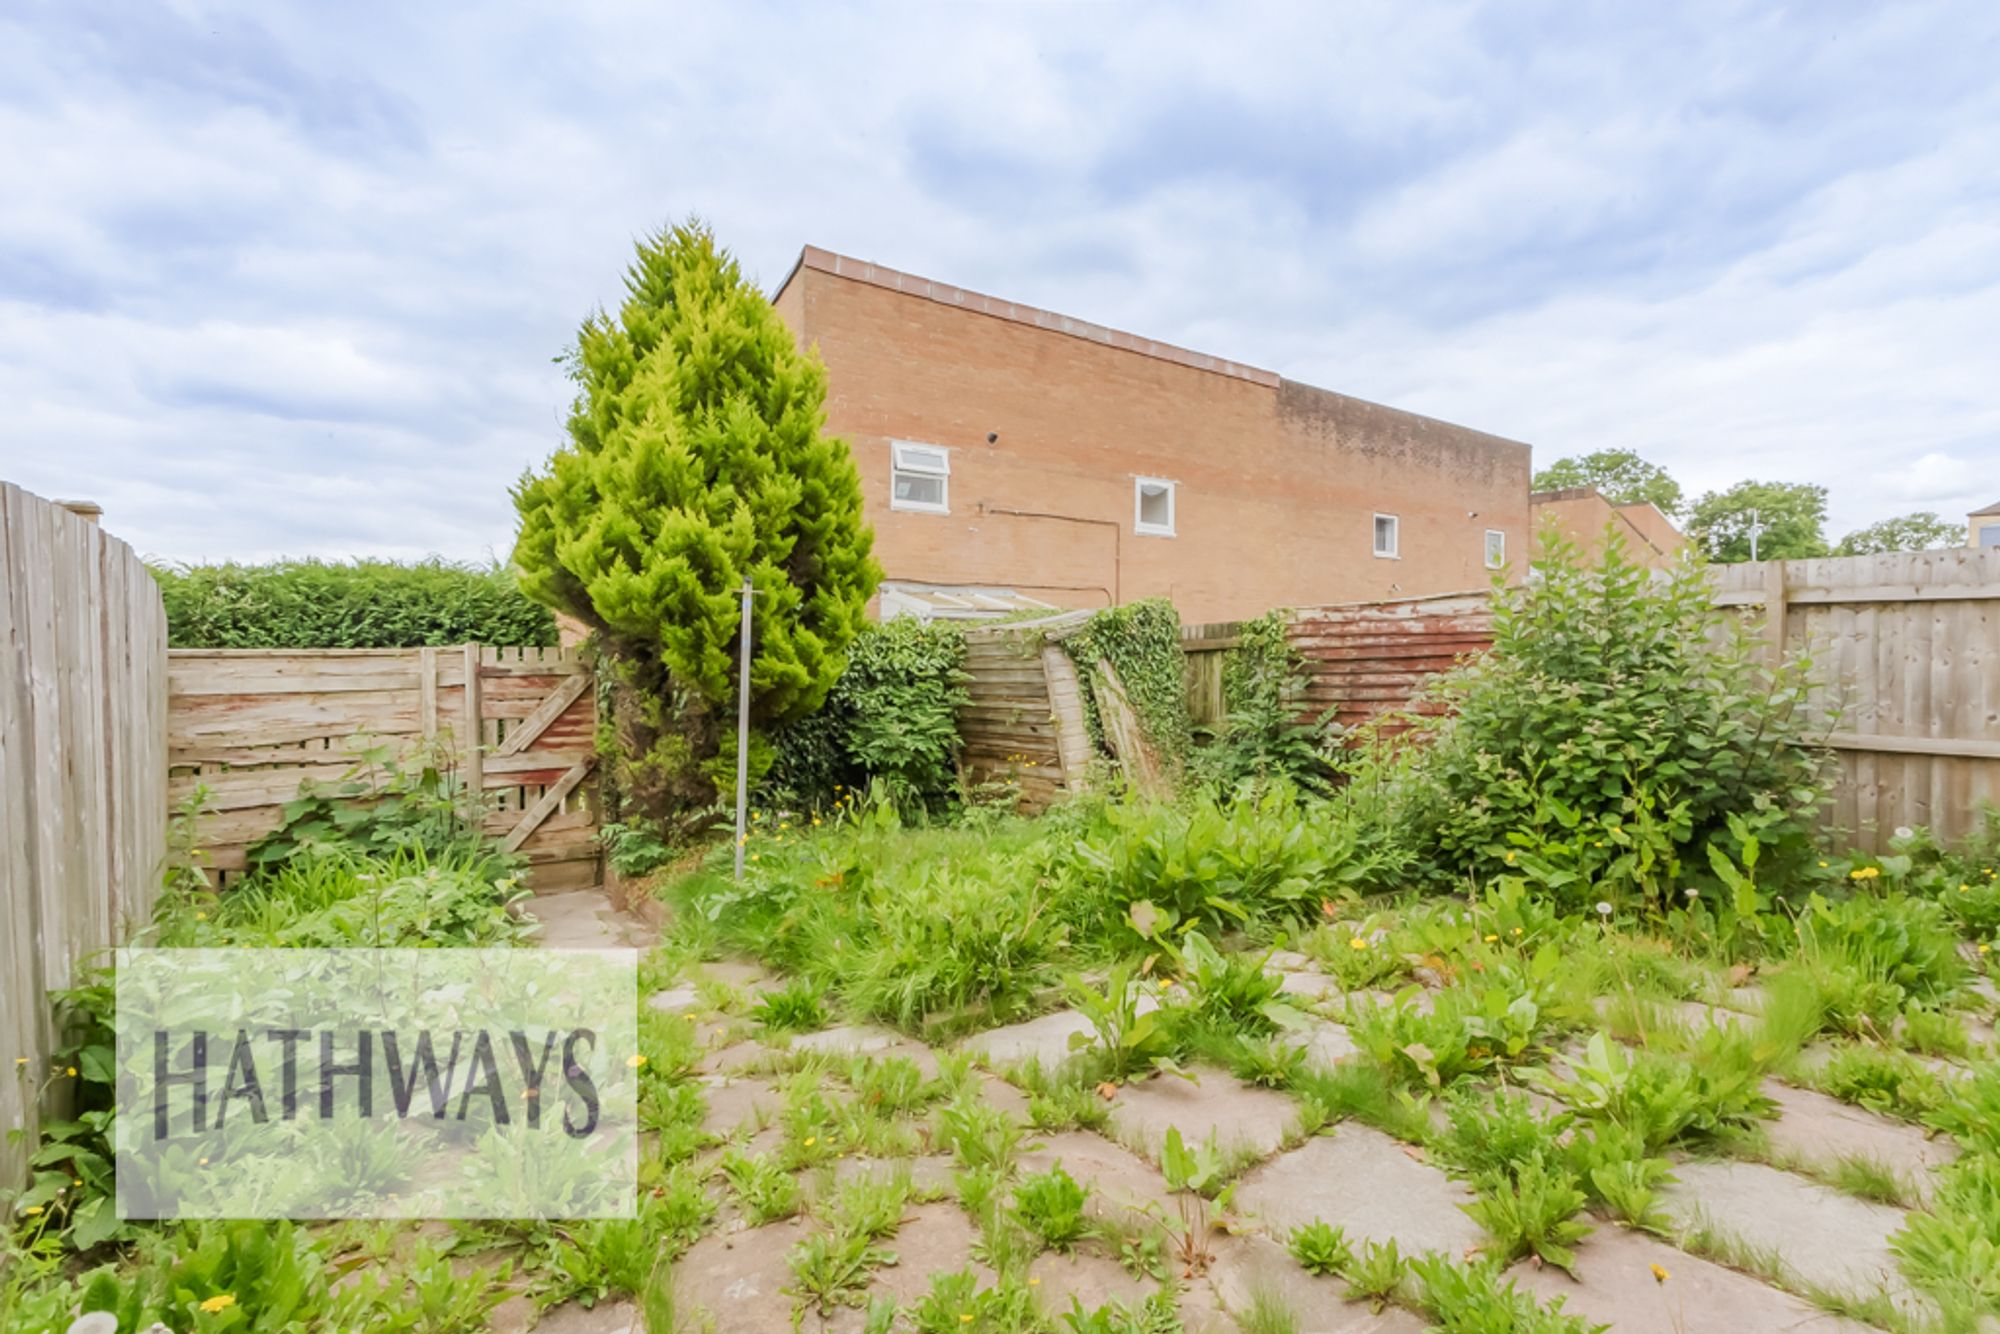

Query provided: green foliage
[1064,599,1193,768]
[1407,1253,1604,1333]
[511,220,879,817]
[1195,610,1342,795]
[242,743,503,880]
[1067,784,1382,939]
[1687,479,1829,562]
[1531,448,1683,516]
[1167,931,1302,1038]
[1892,1154,2000,1321]
[1790,891,1967,1034]
[1397,531,1826,905]
[1065,962,1177,1083]
[1806,1043,1949,1123]
[1343,1238,1408,1308]
[1562,1122,1675,1227]
[1287,1220,1351,1276]
[155,558,555,649]
[1523,1031,1769,1152]
[787,1227,894,1316]
[1012,1165,1090,1251]
[718,1151,802,1225]
[1159,1126,1234,1198]
[753,978,830,1032]
[1833,511,1965,556]
[1461,1154,1592,1273]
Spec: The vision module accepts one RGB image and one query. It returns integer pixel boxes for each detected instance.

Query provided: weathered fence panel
[1180,620,1246,731]
[1,482,167,1186]
[1713,547,2000,850]
[958,617,1086,808]
[168,645,601,892]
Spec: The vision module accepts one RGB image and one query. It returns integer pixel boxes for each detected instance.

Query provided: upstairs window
[1135,477,1176,536]
[890,441,949,513]
[1485,529,1506,569]
[1373,513,1400,558]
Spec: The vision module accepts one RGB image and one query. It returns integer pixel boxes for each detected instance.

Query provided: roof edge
[791,245,1281,388]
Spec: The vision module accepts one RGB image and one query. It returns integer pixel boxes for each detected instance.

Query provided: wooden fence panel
[1712,547,2000,850]
[168,645,601,891]
[1,482,167,1187]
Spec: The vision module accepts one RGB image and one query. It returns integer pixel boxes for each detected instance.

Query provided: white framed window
[890,441,950,514]
[1373,513,1400,558]
[1134,477,1176,536]
[1484,528,1506,569]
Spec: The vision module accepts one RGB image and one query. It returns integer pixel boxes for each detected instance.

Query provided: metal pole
[1748,508,1762,563]
[733,575,754,880]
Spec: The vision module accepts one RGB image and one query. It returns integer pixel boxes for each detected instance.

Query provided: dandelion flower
[199,1295,237,1313]
[22,1205,41,1216]
[1650,1263,1670,1284]
[804,1136,817,1147]
[961,1317,974,1325]
[1348,937,1369,951]
[65,1067,76,1077]
[195,911,207,921]
[1511,927,1523,936]
[627,1054,647,1068]
[1029,1277,1041,1286]
[1483,934,1498,943]
[1818,860,1829,868]
[1981,944,1992,956]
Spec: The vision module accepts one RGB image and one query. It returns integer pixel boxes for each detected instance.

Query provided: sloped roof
[1973,500,2000,516]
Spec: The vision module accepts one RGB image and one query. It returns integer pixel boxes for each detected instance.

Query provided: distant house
[1971,502,2000,549]
[1529,486,1687,570]
[772,247,1533,624]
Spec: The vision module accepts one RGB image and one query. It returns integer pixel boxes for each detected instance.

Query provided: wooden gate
[168,644,600,892]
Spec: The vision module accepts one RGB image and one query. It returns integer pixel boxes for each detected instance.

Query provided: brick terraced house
[773,246,1534,624]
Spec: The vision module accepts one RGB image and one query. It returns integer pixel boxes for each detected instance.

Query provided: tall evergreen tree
[513,221,879,820]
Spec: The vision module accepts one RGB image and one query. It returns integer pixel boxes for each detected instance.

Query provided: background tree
[512,221,879,824]
[1531,448,1683,516]
[1686,480,1829,563]
[1832,511,1962,556]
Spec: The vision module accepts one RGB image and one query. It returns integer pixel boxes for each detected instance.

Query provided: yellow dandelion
[198,1157,209,1166]
[804,1136,817,1147]
[195,911,207,920]
[1981,944,1992,955]
[1511,927,1523,936]
[1483,934,1498,943]
[1650,1263,1670,1284]
[627,1054,647,1068]
[199,1294,237,1313]
[13,1057,25,1067]
[1348,936,1368,951]
[1029,1277,1041,1286]
[813,817,822,827]
[1819,860,1829,868]
[960,1317,974,1325]
[22,1205,42,1217]
[65,1067,76,1077]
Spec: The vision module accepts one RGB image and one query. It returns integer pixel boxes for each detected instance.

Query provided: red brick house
[773,246,1533,624]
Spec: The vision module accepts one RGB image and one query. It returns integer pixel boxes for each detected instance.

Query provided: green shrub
[1396,531,1826,905]
[1194,610,1342,795]
[766,617,970,813]
[156,558,555,649]
[1063,599,1193,769]
[241,744,503,880]
[1013,1165,1090,1251]
[512,221,879,819]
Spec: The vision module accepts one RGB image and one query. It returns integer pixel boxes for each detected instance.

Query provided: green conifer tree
[512,221,878,820]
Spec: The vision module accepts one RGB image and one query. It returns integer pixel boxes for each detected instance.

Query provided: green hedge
[155,559,557,649]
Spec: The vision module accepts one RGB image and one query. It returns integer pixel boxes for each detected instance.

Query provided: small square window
[1135,478,1176,536]
[890,441,949,514]
[1485,529,1506,569]
[1373,513,1399,558]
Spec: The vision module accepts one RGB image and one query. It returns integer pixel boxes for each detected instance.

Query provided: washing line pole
[733,574,755,881]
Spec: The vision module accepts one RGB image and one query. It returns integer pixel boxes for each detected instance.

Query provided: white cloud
[0,0,1996,560]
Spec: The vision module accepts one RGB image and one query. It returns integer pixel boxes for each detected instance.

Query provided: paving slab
[1016,1130,1176,1222]
[672,1216,812,1332]
[788,1023,908,1059]
[961,1000,1157,1068]
[1761,1079,1958,1196]
[526,1299,641,1334]
[976,1072,1034,1121]
[698,958,777,991]
[1234,1125,1484,1259]
[1267,950,1313,972]
[1301,1019,1359,1068]
[1108,1067,1298,1161]
[647,984,701,1014]
[861,1200,993,1307]
[1658,1158,1917,1310]
[1206,1232,1428,1333]
[700,1074,781,1137]
[524,889,655,949]
[1278,970,1343,1000]
[1510,1223,1879,1334]
[1026,1249,1159,1314]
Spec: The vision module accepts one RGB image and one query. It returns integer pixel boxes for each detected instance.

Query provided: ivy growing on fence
[1063,598,1193,770]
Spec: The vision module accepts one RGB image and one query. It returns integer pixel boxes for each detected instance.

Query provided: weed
[937,1092,1023,1172]
[1801,1042,1946,1123]
[1160,1126,1238,1198]
[1525,1031,1769,1152]
[787,1227,894,1315]
[1287,1220,1351,1276]
[1462,1154,1593,1273]
[848,1053,935,1114]
[1066,962,1180,1083]
[1407,1252,1604,1332]
[1344,1237,1408,1310]
[1891,1153,2000,1322]
[754,977,831,1032]
[1563,1122,1675,1227]
[1436,1087,1569,1180]
[719,1150,802,1224]
[1229,1035,1308,1090]
[1013,1165,1091,1251]
[829,1171,911,1240]
[1057,1290,1184,1333]
[1236,1287,1303,1334]
[908,1267,1040,1332]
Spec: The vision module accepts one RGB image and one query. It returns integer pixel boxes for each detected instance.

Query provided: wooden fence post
[460,642,483,808]
[1762,559,1788,667]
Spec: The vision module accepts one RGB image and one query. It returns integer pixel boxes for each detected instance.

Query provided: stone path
[604,953,1950,1332]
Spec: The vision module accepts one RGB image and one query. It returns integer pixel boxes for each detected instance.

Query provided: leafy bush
[242,745,502,880]
[1194,610,1342,794]
[766,617,970,812]
[1287,1220,1351,1276]
[156,559,555,649]
[1012,1165,1090,1251]
[1063,599,1193,770]
[512,221,879,818]
[1395,531,1827,905]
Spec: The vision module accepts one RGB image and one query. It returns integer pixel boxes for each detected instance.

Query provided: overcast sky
[3,2,1996,565]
